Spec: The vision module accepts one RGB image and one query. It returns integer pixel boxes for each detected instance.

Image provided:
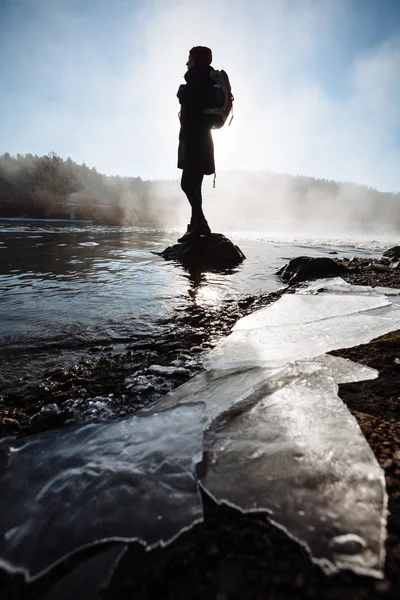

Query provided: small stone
[381,459,393,470]
[375,580,391,593]
[370,263,389,273]
[383,245,400,259]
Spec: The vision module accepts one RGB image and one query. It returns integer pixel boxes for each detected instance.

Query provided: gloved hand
[177,84,186,99]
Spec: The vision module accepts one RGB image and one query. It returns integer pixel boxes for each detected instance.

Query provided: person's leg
[192,171,211,234]
[179,167,211,240]
[181,167,205,226]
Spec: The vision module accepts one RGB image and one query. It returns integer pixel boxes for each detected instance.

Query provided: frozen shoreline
[1,254,400,599]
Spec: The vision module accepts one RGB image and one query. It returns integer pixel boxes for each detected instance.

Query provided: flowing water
[0,223,396,390]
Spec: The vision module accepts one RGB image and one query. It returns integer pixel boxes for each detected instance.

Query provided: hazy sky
[1,0,399,191]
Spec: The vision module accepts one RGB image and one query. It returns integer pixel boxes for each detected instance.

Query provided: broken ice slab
[153,354,377,431]
[152,283,400,577]
[202,363,387,577]
[0,403,204,581]
[151,365,286,428]
[297,277,400,298]
[233,293,392,330]
[204,292,400,370]
[313,354,378,384]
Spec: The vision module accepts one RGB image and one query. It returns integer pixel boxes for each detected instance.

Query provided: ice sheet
[153,283,400,577]
[154,355,377,429]
[232,293,391,331]
[1,282,398,584]
[151,366,286,428]
[298,277,400,297]
[0,403,204,581]
[313,354,378,384]
[201,363,386,577]
[204,293,400,370]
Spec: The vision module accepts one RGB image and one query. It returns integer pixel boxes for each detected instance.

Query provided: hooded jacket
[177,65,216,175]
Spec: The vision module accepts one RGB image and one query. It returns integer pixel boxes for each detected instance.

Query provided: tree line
[0,152,158,225]
[0,152,399,230]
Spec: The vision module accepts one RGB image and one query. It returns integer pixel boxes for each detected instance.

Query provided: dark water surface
[0,224,390,390]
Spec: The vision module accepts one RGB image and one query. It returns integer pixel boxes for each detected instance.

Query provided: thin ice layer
[201,362,387,577]
[153,355,377,429]
[314,354,378,384]
[204,293,400,370]
[233,293,391,330]
[297,277,400,297]
[153,284,400,577]
[151,365,286,428]
[0,403,204,581]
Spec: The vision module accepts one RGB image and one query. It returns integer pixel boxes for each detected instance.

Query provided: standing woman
[177,46,216,242]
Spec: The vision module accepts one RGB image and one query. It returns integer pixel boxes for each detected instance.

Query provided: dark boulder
[159,233,246,269]
[277,256,350,285]
[30,403,67,433]
[383,246,400,259]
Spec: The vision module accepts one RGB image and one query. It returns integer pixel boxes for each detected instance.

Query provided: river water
[0,224,396,391]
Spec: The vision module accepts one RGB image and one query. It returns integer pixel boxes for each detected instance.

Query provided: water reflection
[0,224,285,387]
[185,266,237,307]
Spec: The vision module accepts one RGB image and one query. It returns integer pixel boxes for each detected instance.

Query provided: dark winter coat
[177,66,216,175]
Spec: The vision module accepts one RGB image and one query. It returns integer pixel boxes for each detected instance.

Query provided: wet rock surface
[1,254,400,599]
[277,256,350,284]
[383,246,400,259]
[159,233,246,269]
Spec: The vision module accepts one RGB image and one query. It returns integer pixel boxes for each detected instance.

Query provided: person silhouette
[176,46,216,243]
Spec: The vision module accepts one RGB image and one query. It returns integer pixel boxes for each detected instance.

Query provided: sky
[0,0,399,191]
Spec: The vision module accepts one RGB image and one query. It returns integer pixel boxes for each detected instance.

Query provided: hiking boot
[178,221,211,243]
[191,219,211,237]
[177,223,194,243]
[197,222,211,237]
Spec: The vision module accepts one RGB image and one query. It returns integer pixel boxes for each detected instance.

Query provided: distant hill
[0,152,399,231]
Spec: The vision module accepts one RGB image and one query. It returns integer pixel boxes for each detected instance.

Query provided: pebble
[124,374,155,393]
[381,458,393,470]
[375,580,392,593]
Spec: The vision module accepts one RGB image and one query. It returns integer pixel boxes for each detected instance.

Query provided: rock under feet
[159,233,246,269]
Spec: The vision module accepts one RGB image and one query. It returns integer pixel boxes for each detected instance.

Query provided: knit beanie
[189,46,212,67]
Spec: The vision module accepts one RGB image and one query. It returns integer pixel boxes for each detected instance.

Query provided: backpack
[204,69,234,129]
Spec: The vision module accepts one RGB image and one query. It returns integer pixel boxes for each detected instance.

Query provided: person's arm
[178,69,214,114]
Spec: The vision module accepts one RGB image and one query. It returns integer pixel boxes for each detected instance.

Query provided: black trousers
[180,167,207,226]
